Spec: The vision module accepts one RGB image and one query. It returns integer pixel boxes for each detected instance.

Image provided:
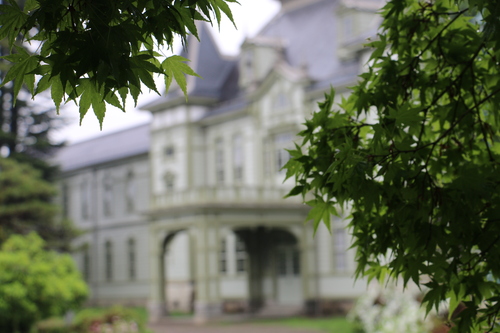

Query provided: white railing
[152,186,303,209]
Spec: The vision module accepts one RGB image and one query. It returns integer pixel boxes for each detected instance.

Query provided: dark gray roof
[308,59,359,92]
[181,24,239,100]
[53,124,150,172]
[259,0,341,81]
[202,96,250,120]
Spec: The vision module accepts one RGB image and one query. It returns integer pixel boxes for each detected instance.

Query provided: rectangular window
[219,239,227,274]
[233,134,243,183]
[164,145,175,159]
[275,133,293,173]
[83,246,90,281]
[128,238,136,280]
[236,238,246,273]
[164,172,175,191]
[125,171,135,213]
[244,50,253,82]
[334,228,347,273]
[276,247,300,276]
[62,183,69,218]
[103,174,113,217]
[263,138,272,177]
[80,181,89,220]
[215,138,225,184]
[105,241,113,281]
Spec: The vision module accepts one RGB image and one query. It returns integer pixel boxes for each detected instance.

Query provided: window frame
[333,227,348,273]
[215,137,225,184]
[232,134,244,183]
[128,238,136,280]
[235,237,247,273]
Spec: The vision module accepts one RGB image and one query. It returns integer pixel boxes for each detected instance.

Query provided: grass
[254,316,358,333]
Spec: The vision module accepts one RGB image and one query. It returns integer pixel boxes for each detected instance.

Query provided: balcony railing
[152,186,303,210]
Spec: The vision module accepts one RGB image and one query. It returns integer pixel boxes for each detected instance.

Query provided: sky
[51,0,281,144]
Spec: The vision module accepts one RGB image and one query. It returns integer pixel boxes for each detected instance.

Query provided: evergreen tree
[0,39,65,181]
[0,157,77,251]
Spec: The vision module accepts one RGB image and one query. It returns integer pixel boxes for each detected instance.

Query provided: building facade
[54,0,381,322]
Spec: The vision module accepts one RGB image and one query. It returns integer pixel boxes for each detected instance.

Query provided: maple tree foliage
[0,0,236,126]
[285,0,500,332]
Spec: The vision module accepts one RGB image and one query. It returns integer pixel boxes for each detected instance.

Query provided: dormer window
[274,92,289,110]
[275,132,294,173]
[244,50,254,83]
[343,14,353,39]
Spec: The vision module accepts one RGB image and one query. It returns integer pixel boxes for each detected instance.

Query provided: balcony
[152,186,304,210]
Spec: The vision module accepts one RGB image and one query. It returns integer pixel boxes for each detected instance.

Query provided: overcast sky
[51,0,281,144]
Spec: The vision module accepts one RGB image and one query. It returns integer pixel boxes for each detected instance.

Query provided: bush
[0,233,88,333]
[72,306,152,333]
[349,282,432,333]
[36,317,67,333]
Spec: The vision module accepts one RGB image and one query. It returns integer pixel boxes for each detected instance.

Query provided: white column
[192,221,222,323]
[147,229,167,323]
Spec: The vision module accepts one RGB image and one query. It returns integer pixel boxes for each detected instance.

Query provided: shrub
[36,317,67,333]
[0,233,88,333]
[349,282,432,333]
[72,306,151,333]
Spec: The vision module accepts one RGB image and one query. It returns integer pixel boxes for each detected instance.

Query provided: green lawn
[254,316,358,333]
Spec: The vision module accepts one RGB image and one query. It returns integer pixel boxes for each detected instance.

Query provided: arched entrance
[234,226,303,313]
[158,229,194,316]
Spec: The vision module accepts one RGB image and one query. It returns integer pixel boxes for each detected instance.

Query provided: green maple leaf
[0,3,28,46]
[78,79,106,128]
[209,0,237,28]
[0,46,38,103]
[161,55,201,100]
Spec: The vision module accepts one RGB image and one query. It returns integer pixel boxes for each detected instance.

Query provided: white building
[54,0,381,322]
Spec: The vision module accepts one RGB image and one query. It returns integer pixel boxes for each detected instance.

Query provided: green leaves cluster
[285,0,500,331]
[0,232,88,333]
[0,0,236,126]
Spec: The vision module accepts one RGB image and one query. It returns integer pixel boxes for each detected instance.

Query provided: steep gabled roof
[258,0,341,82]
[181,23,239,101]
